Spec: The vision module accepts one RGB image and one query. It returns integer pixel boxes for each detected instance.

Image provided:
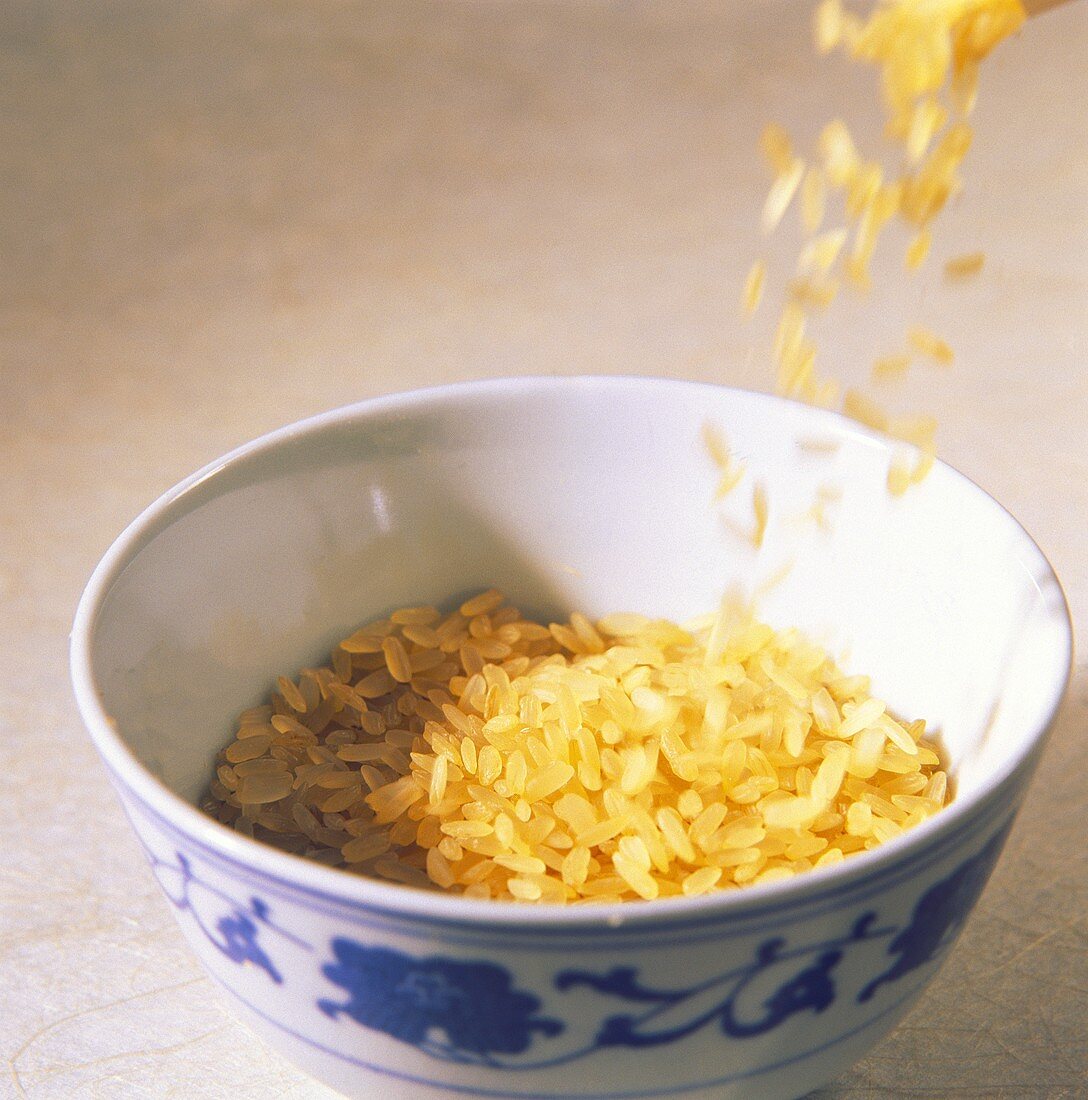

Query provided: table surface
[3,2,1086,1097]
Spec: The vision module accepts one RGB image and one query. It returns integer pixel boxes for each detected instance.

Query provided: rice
[702,424,747,499]
[905,227,933,270]
[761,157,806,233]
[908,325,956,365]
[742,260,767,314]
[944,250,985,278]
[871,353,912,381]
[202,592,950,904]
[745,0,1026,488]
[751,483,769,548]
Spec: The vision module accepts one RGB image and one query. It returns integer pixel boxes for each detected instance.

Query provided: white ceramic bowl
[70,377,1071,1100]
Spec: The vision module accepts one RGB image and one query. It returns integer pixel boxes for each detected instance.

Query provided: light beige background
[2,2,1086,1097]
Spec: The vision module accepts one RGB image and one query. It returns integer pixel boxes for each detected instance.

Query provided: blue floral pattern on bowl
[860,826,1005,1002]
[318,944,563,1063]
[148,848,311,984]
[147,824,1008,1070]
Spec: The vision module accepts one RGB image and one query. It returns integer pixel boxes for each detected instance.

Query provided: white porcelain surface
[71,378,1070,1099]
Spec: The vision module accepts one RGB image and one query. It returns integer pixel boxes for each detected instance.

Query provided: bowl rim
[69,375,1074,930]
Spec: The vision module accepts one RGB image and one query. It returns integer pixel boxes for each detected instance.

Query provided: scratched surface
[2,2,1086,1097]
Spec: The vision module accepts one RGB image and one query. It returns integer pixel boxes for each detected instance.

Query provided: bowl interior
[84,378,1070,819]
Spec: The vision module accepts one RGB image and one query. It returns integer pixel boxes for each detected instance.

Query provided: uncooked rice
[745,0,1025,492]
[202,592,949,904]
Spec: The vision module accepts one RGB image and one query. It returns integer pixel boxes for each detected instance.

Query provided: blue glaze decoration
[315,915,892,1067]
[215,908,282,983]
[556,913,888,1051]
[196,949,928,1100]
[137,814,1009,1073]
[148,849,311,984]
[312,833,1010,1067]
[858,824,1010,1002]
[318,941,564,1064]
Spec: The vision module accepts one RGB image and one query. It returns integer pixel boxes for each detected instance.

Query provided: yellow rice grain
[762,157,806,233]
[888,414,938,448]
[382,636,413,684]
[908,325,955,365]
[814,0,844,54]
[887,455,914,496]
[871,354,912,382]
[702,423,748,500]
[752,483,769,549]
[277,676,308,713]
[843,390,890,432]
[798,228,848,275]
[614,855,660,900]
[339,630,385,654]
[789,277,839,311]
[944,251,985,279]
[460,589,505,617]
[513,878,550,902]
[341,832,392,864]
[391,606,440,626]
[818,119,860,185]
[225,734,273,763]
[905,228,932,270]
[742,260,766,313]
[429,754,449,804]
[561,845,592,887]
[801,167,828,232]
[760,123,795,176]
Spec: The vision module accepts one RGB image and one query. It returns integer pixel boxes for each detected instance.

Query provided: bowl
[70,377,1071,1099]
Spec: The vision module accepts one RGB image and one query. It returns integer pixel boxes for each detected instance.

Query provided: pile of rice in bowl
[203,591,950,904]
